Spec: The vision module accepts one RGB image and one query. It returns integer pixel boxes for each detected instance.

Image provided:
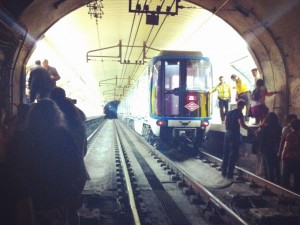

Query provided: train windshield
[151,56,212,118]
[186,60,212,91]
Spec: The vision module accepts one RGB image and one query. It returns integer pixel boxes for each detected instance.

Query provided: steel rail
[200,151,300,200]
[114,121,141,225]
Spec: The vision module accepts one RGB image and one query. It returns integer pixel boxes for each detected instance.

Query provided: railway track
[82,119,300,225]
[117,122,300,225]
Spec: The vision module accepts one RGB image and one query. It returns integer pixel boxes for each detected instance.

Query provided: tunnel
[0,0,299,119]
[1,1,300,224]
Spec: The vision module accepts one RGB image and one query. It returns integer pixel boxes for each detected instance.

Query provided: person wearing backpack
[249,79,274,125]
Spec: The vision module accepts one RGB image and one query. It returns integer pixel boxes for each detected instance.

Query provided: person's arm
[239,118,249,130]
[239,117,252,135]
[50,67,61,81]
[211,85,218,93]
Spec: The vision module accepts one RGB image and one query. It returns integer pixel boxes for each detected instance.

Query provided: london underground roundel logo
[185,102,199,111]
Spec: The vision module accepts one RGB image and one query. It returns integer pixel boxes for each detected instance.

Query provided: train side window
[164,60,179,116]
[151,61,162,116]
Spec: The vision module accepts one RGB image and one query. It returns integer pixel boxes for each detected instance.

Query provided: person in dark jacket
[280,118,300,192]
[7,99,84,225]
[28,60,52,103]
[257,112,282,183]
[222,100,252,179]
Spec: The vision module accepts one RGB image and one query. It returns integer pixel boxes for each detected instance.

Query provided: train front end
[149,51,212,150]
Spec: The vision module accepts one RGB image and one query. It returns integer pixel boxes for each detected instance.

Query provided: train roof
[158,50,203,57]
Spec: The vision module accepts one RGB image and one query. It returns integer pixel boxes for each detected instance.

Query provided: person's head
[26,99,66,130]
[50,87,66,103]
[219,76,224,83]
[57,98,81,125]
[256,79,264,87]
[236,99,246,110]
[264,112,279,126]
[42,59,49,68]
[286,114,297,125]
[230,74,238,81]
[35,60,41,66]
[290,118,300,132]
[251,68,258,77]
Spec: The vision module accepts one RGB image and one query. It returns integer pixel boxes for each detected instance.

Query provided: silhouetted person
[50,87,86,125]
[7,99,84,224]
[50,87,88,225]
[42,59,61,91]
[29,60,52,103]
[249,79,274,125]
[257,112,282,183]
[279,118,300,192]
[222,100,252,179]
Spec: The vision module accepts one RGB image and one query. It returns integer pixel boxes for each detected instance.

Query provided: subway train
[104,100,119,119]
[118,50,213,150]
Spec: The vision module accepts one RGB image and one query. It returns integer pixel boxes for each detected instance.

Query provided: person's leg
[224,100,229,118]
[227,134,240,178]
[293,162,300,193]
[218,98,225,122]
[281,159,292,188]
[222,133,230,177]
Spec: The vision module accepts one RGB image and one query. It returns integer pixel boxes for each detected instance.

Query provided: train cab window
[186,60,212,91]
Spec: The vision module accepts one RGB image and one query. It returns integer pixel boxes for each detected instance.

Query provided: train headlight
[187,94,197,101]
[156,120,167,126]
[201,120,209,127]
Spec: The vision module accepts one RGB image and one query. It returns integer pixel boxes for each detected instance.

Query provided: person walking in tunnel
[249,79,274,125]
[211,75,231,123]
[256,112,282,183]
[42,59,61,91]
[231,74,251,121]
[222,100,252,179]
[50,87,88,224]
[28,60,52,103]
[7,99,85,225]
[279,118,300,193]
[251,68,260,89]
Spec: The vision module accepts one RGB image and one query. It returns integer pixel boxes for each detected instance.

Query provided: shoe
[227,175,233,179]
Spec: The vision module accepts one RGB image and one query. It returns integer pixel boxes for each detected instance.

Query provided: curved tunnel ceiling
[1,0,299,117]
[26,0,255,116]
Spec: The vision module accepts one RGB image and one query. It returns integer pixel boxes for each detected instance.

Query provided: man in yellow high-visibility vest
[231,74,251,121]
[211,76,231,123]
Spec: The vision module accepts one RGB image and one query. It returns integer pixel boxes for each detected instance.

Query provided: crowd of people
[211,69,300,193]
[0,59,87,225]
[28,59,61,104]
